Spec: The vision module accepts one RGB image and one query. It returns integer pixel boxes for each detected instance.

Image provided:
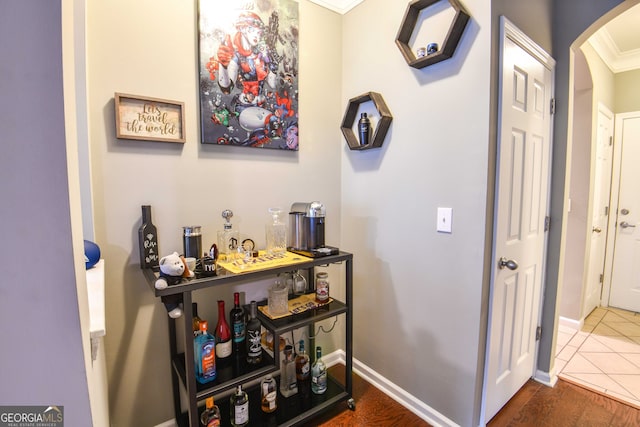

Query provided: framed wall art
[114,93,185,143]
[197,0,299,150]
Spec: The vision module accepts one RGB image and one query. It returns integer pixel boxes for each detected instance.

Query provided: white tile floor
[555,306,640,408]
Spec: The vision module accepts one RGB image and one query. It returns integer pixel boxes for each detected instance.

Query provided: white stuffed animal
[155,252,195,318]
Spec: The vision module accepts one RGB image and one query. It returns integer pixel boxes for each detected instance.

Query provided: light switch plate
[437,207,453,233]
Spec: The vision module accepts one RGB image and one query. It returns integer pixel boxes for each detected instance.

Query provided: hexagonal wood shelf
[395,0,470,69]
[341,92,393,150]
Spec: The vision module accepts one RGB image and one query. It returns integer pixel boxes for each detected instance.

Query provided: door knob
[592,227,602,233]
[621,208,630,215]
[498,257,518,270]
[620,221,636,229]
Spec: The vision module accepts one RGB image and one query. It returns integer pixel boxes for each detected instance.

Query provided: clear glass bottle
[138,205,159,269]
[192,302,202,337]
[200,396,221,426]
[230,292,245,356]
[246,301,262,364]
[217,209,239,261]
[194,321,216,384]
[311,346,327,394]
[293,270,307,295]
[315,272,330,303]
[215,300,232,360]
[260,374,278,413]
[295,340,310,382]
[230,384,249,427]
[279,344,298,397]
[266,207,287,255]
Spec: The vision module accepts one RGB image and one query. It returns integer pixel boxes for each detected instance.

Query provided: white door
[609,113,640,312]
[484,18,554,422]
[583,104,614,316]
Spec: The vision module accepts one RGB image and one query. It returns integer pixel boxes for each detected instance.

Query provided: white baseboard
[534,367,558,387]
[558,315,582,331]
[156,349,457,427]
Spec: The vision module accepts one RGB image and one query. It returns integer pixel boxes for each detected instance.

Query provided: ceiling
[588,4,640,72]
[307,0,363,14]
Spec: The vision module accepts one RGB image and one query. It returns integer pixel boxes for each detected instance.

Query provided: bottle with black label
[138,205,159,269]
[246,301,262,364]
[230,292,246,355]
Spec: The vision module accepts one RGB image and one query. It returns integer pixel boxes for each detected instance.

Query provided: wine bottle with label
[215,300,232,360]
[230,292,245,355]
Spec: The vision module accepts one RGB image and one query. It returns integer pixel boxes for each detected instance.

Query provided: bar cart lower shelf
[176,374,352,427]
[144,251,354,427]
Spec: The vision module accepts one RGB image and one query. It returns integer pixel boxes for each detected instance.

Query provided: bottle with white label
[215,300,232,360]
[260,374,277,413]
[230,384,249,427]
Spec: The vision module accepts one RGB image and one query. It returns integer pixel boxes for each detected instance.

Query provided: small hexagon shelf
[395,0,470,69]
[341,92,393,150]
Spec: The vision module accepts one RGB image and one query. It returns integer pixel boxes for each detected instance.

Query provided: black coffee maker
[288,201,339,257]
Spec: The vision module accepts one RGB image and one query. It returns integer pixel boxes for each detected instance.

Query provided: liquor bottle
[230,384,249,427]
[358,112,371,146]
[280,345,298,397]
[138,205,159,269]
[215,300,232,360]
[260,374,277,413]
[295,340,310,381]
[200,396,221,427]
[194,321,216,383]
[230,292,246,355]
[266,207,286,255]
[217,209,239,261]
[192,302,202,337]
[246,301,262,364]
[311,346,327,394]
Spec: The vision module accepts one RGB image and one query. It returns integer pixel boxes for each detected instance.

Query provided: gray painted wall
[0,1,92,425]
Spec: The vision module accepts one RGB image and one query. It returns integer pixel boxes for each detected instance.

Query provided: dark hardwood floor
[303,368,640,426]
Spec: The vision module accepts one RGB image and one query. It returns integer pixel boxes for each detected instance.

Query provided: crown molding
[589,28,640,73]
[306,0,364,14]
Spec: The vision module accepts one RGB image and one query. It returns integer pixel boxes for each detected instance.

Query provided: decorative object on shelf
[395,0,470,69]
[341,92,393,150]
[114,93,185,143]
[138,205,159,269]
[265,207,287,255]
[358,112,371,146]
[258,293,334,320]
[154,252,195,318]
[197,0,300,150]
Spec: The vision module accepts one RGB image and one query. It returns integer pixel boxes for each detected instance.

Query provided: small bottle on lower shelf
[311,346,327,394]
[230,384,249,427]
[200,396,220,426]
[280,345,298,397]
[261,374,278,413]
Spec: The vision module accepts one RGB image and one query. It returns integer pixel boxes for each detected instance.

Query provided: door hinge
[599,273,604,284]
[609,136,613,146]
[605,206,609,216]
[550,98,556,115]
[544,216,551,232]
[536,326,542,341]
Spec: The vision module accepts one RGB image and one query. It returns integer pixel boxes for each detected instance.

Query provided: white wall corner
[534,368,558,388]
[306,0,364,15]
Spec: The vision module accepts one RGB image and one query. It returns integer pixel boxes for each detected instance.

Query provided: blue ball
[84,240,101,269]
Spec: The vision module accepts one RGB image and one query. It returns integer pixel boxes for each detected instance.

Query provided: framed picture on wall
[197,0,299,150]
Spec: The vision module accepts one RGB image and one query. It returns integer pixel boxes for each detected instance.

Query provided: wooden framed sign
[114,93,185,143]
